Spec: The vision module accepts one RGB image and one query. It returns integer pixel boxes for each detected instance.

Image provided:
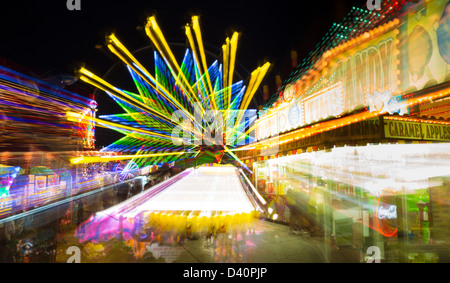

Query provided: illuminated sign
[367,90,407,115]
[404,0,450,92]
[257,30,399,141]
[257,0,450,142]
[376,190,398,237]
[377,205,397,220]
[303,84,344,124]
[256,113,278,140]
[256,84,342,140]
[279,98,303,134]
[327,31,399,113]
[384,119,450,141]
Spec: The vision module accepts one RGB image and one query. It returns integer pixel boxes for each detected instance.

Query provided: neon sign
[376,190,398,237]
[303,83,344,124]
[330,36,397,112]
[256,84,342,140]
[377,205,397,220]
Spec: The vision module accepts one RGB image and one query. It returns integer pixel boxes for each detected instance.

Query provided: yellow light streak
[228,32,239,108]
[186,24,215,111]
[240,68,260,110]
[79,70,199,135]
[78,68,170,123]
[232,62,270,131]
[106,34,193,119]
[145,16,204,113]
[222,38,229,108]
[192,16,214,98]
[241,62,270,110]
[71,152,186,164]
[66,111,176,140]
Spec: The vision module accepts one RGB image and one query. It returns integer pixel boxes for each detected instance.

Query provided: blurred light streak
[78,15,270,169]
[71,152,187,164]
[266,142,450,236]
[75,166,259,243]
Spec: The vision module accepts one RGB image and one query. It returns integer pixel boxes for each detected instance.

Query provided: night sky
[0,0,367,147]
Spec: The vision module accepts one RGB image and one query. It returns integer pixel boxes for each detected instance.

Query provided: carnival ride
[113,160,140,182]
[75,165,266,244]
[70,15,270,172]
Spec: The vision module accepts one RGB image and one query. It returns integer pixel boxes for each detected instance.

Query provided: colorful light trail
[76,15,270,169]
